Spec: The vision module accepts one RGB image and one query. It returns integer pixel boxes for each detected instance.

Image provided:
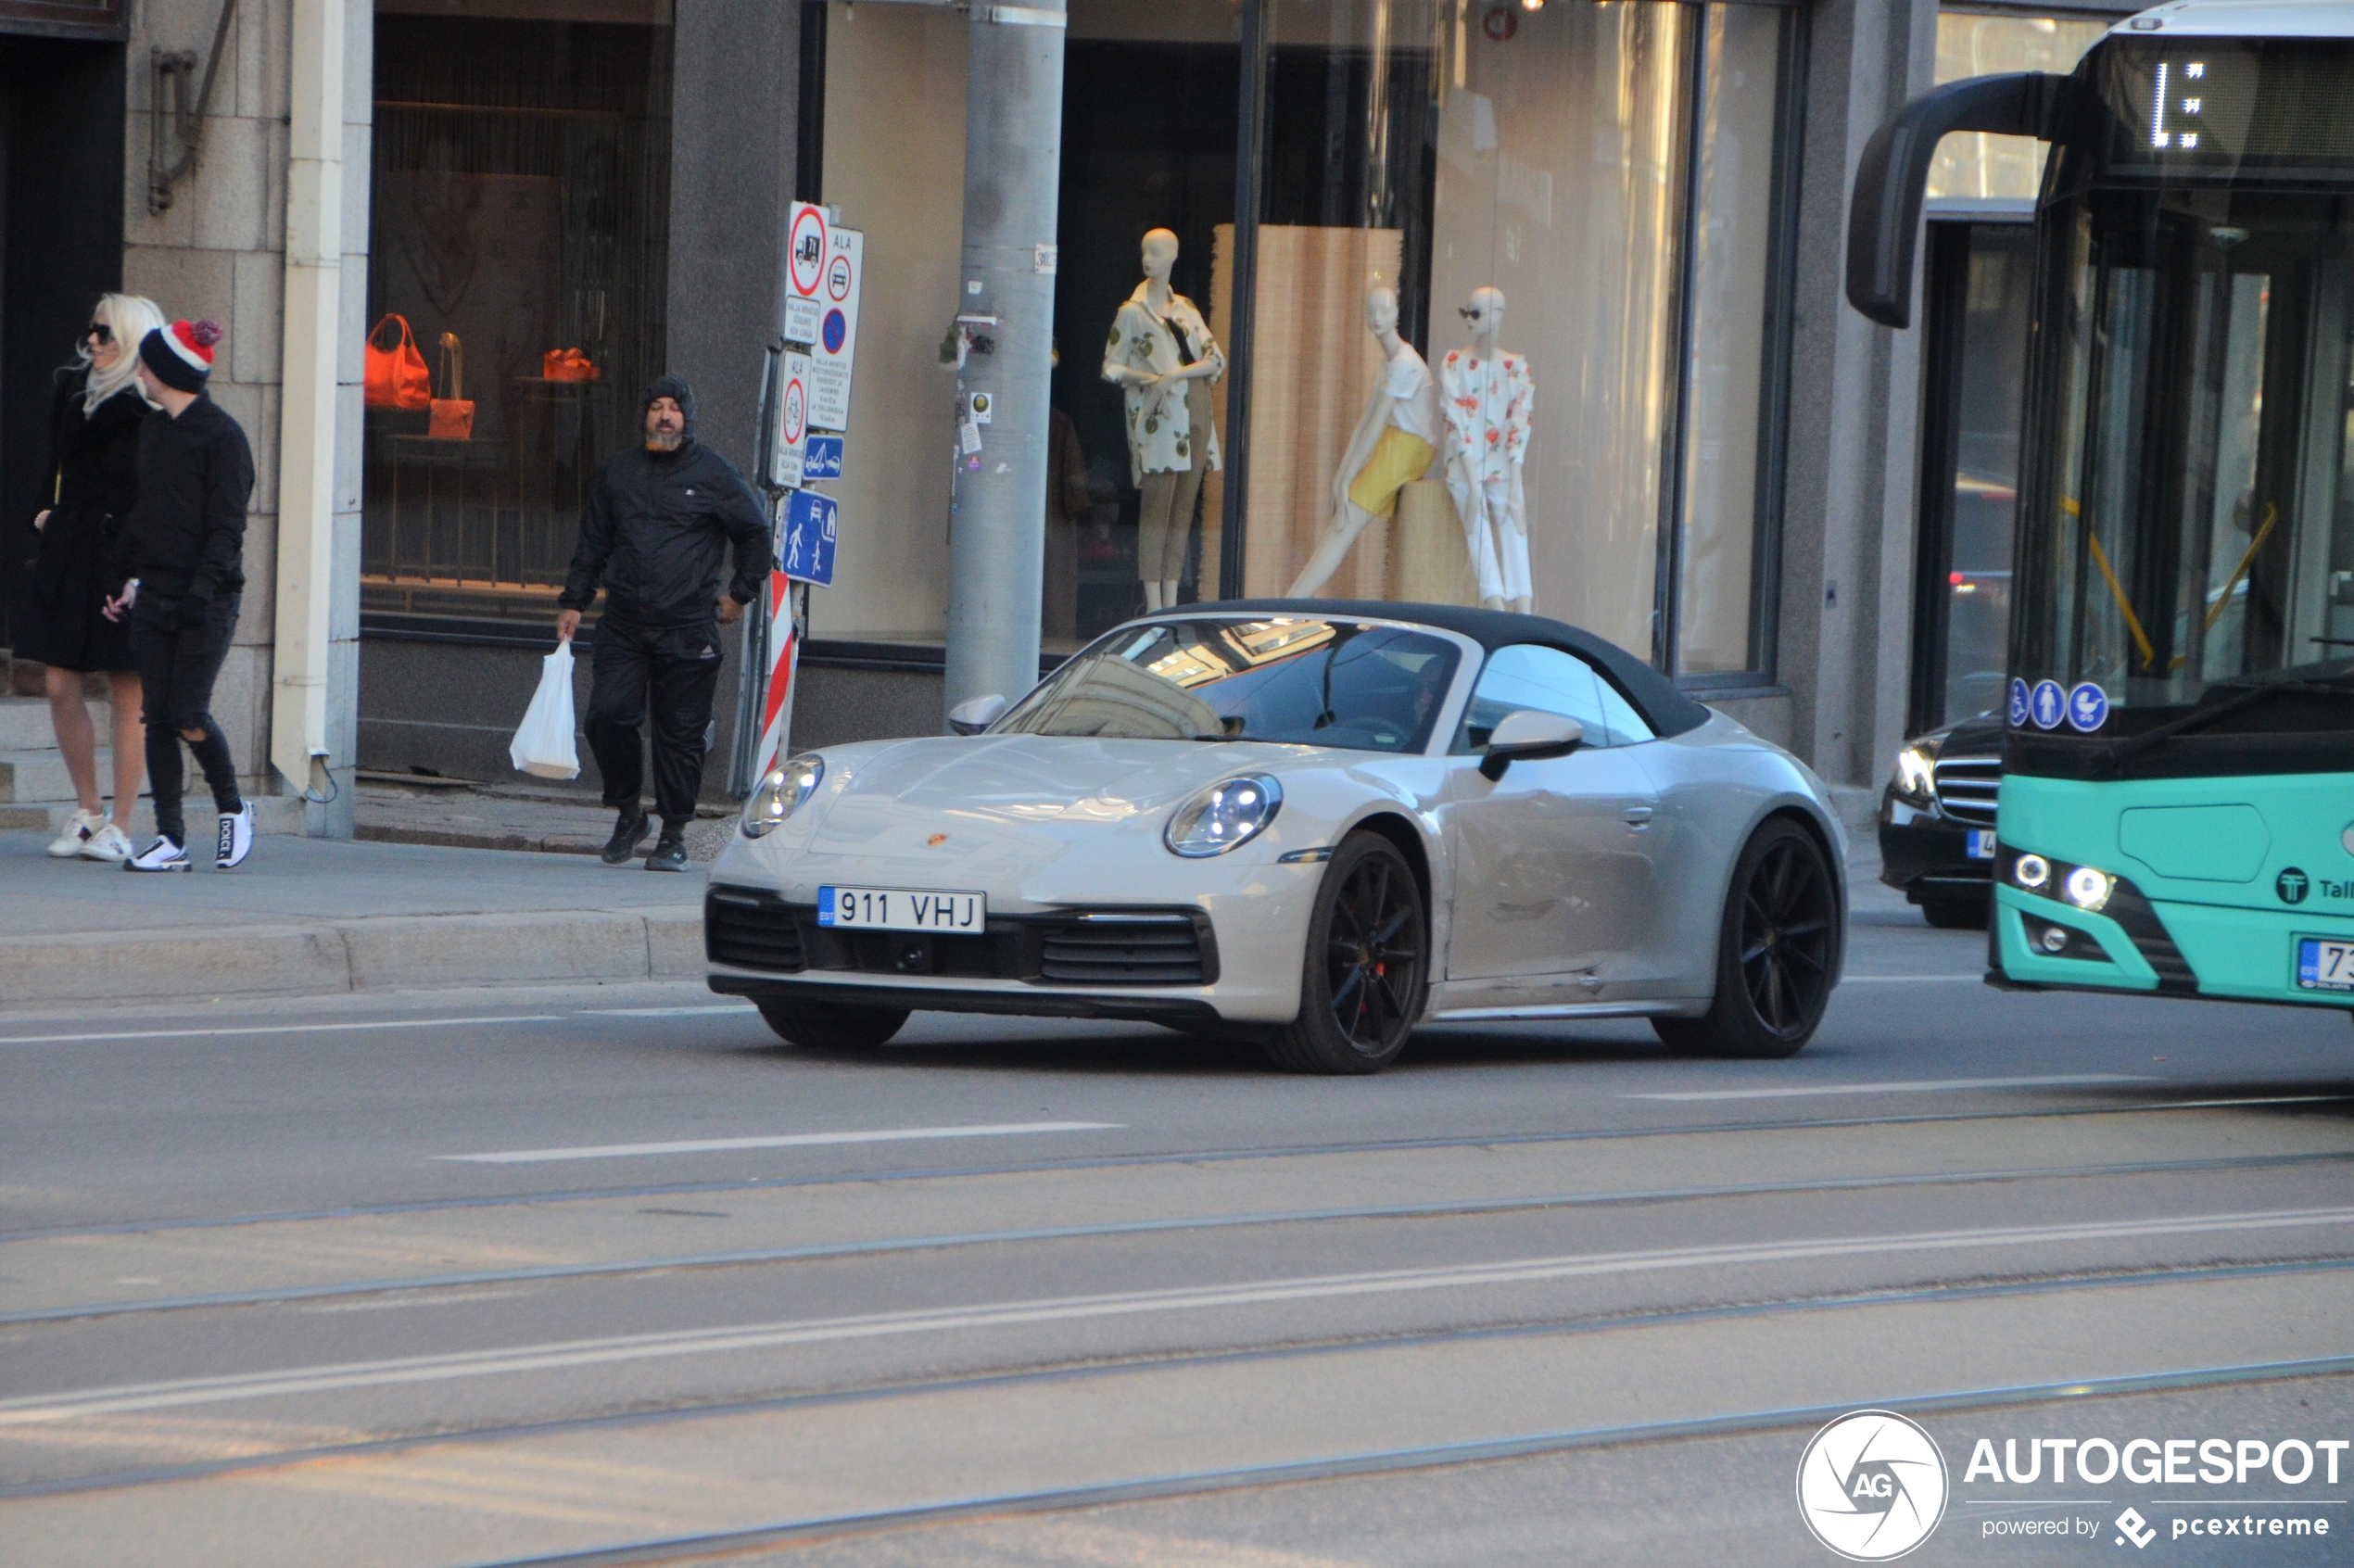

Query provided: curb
[0,904,706,1008]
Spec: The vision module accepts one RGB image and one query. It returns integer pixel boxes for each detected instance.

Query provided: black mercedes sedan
[1877,711,2001,929]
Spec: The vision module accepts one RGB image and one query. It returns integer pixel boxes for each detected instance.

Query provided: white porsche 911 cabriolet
[705,601,1846,1073]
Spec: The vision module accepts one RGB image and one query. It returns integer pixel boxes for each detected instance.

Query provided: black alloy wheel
[755,1000,911,1051]
[1262,831,1427,1074]
[1653,817,1838,1059]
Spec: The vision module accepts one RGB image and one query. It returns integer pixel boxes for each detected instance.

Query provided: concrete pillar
[943,2,1066,719]
[666,0,801,798]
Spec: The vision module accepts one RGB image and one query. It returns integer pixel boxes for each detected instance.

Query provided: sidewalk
[0,829,710,1010]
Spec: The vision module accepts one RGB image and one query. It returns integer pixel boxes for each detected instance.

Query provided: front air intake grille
[2102,878,2197,994]
[1037,915,1211,986]
[705,887,806,972]
[1932,754,2000,826]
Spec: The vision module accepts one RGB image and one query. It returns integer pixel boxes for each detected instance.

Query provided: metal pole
[943,1,1067,722]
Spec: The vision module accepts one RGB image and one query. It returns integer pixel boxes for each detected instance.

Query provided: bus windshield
[2012,180,2354,731]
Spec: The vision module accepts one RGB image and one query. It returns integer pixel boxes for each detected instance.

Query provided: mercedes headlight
[1165,775,1283,857]
[1893,744,1937,803]
[740,753,824,838]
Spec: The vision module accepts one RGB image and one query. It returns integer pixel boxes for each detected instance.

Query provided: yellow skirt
[1346,426,1436,521]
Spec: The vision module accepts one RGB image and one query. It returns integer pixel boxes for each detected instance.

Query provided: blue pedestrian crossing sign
[779,489,839,587]
[802,434,843,483]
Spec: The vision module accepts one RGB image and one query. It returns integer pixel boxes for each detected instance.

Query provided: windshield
[994,618,1462,752]
[2012,178,2354,742]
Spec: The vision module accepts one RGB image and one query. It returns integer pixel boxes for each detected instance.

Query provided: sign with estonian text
[770,351,811,489]
[808,225,862,431]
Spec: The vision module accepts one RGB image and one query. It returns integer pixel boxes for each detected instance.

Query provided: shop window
[360,13,671,630]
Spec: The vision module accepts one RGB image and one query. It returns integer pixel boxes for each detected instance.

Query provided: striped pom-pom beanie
[139,318,222,394]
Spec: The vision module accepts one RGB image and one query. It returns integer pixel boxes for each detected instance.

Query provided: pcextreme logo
[1797,1410,1951,1561]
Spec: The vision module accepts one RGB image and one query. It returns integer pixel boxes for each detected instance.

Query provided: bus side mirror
[1848,71,2071,329]
[1480,711,1583,781]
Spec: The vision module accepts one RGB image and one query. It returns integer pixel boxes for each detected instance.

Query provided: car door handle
[1621,806,1654,827]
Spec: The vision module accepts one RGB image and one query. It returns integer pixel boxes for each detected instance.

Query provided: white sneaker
[125,836,192,872]
[215,803,255,869]
[80,823,135,864]
[46,809,103,859]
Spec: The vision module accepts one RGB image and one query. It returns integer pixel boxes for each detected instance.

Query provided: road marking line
[437,1121,1126,1164]
[1627,1074,2152,1102]
[1841,975,1984,983]
[0,1015,563,1046]
[579,1005,756,1017]
[8,1205,2350,1425]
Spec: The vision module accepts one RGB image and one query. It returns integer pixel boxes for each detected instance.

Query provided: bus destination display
[2106,42,2354,172]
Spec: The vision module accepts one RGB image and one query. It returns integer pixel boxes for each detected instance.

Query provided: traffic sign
[769,352,811,488]
[779,488,839,587]
[801,433,844,482]
[785,202,828,344]
[808,225,862,430]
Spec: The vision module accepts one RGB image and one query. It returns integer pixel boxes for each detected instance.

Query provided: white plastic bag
[509,642,581,780]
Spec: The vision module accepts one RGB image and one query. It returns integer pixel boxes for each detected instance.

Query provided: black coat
[17,372,146,671]
[558,437,769,629]
[106,394,253,605]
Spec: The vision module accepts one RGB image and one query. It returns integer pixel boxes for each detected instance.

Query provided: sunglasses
[85,322,113,345]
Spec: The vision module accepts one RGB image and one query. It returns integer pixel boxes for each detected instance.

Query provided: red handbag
[429,332,475,441]
[365,314,431,411]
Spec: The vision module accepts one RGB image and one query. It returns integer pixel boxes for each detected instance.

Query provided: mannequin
[1103,228,1224,613]
[1288,284,1440,598]
[1437,286,1535,613]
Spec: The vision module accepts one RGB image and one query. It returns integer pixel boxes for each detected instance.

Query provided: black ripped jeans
[584,616,723,828]
[130,590,245,847]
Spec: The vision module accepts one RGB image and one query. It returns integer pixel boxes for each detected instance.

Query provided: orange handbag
[542,348,600,382]
[429,332,475,441]
[364,314,431,411]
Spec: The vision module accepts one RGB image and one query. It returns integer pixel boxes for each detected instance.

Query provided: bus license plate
[818,886,985,933]
[2297,937,2354,993]
[1965,829,1997,860]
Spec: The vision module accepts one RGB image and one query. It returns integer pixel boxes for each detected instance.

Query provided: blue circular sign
[2066,681,2109,733]
[822,309,848,355]
[2030,679,2066,730]
[2007,677,2031,728]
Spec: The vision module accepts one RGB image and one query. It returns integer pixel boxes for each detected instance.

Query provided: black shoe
[600,811,651,866]
[644,833,689,873]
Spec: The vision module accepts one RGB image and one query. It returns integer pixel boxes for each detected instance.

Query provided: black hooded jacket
[559,376,769,628]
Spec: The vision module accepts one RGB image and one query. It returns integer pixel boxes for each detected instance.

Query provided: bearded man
[556,376,768,871]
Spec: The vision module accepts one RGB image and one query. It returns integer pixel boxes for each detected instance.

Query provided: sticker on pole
[784,201,828,344]
[808,225,863,431]
[770,352,811,489]
[779,488,839,587]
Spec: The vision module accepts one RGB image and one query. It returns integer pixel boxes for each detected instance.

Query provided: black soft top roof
[1190,599,1715,740]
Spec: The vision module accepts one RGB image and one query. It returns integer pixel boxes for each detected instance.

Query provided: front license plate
[1965,829,1997,861]
[2297,936,2354,993]
[818,886,985,933]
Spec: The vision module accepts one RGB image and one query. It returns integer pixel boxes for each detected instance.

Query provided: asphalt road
[3,875,2351,1566]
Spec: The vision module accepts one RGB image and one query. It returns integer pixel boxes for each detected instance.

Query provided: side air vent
[705,886,806,972]
[1037,914,1213,986]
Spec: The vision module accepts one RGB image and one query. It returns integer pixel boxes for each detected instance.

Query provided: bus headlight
[1893,745,1937,803]
[2064,865,2114,912]
[741,753,824,838]
[2012,853,2051,891]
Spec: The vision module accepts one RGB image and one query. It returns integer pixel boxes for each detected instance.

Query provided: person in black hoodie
[101,318,256,873]
[556,376,768,872]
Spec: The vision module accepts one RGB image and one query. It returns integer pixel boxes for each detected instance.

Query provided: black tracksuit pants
[584,617,722,828]
[130,591,244,846]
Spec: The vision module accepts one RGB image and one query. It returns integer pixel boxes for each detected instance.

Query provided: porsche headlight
[1893,744,1937,803]
[1165,775,1283,857]
[740,753,824,838]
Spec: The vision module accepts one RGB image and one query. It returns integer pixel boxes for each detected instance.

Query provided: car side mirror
[948,693,1007,736]
[1478,710,1583,780]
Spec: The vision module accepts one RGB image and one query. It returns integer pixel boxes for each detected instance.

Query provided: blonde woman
[22,293,163,862]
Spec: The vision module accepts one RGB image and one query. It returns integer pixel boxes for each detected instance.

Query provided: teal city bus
[1849,1,2354,1013]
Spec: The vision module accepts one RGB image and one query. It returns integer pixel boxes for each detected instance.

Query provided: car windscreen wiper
[2091,674,2354,776]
